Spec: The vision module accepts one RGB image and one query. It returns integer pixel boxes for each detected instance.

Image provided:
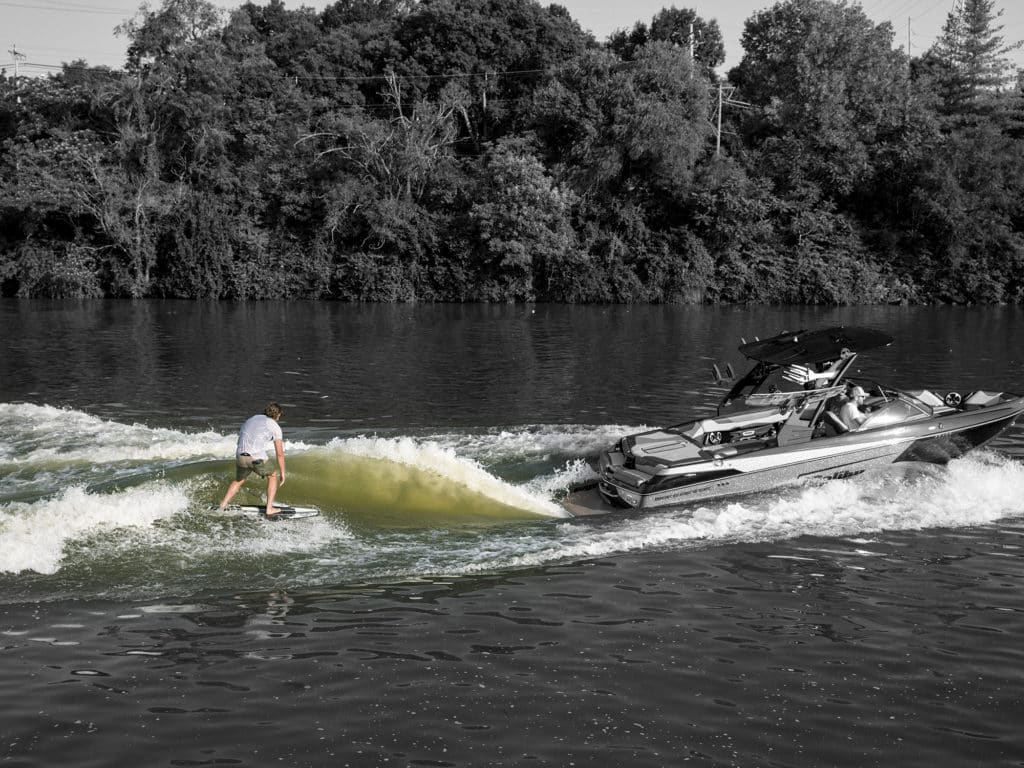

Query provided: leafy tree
[530,42,716,301]
[898,123,1024,302]
[687,159,778,301]
[609,7,725,78]
[310,73,464,211]
[240,0,400,105]
[468,141,578,300]
[112,0,330,297]
[0,71,170,297]
[731,0,910,203]
[295,71,468,298]
[533,43,711,201]
[118,0,225,70]
[607,23,649,62]
[5,127,174,296]
[321,0,414,25]
[388,0,591,143]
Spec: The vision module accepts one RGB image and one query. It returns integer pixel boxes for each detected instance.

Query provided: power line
[30,0,129,8]
[3,57,561,83]
[0,1,131,14]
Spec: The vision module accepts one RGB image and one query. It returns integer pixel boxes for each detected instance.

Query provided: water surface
[2,301,1023,766]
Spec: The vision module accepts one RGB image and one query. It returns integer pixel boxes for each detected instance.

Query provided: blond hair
[264,402,283,420]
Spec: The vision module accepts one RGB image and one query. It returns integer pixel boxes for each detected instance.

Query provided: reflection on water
[9,301,1024,433]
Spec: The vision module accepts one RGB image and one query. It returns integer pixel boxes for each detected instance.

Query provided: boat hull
[587,399,1024,512]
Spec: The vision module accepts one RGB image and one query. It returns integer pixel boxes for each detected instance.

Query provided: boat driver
[838,385,870,430]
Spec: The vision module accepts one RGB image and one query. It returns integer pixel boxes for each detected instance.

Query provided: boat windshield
[859,397,930,430]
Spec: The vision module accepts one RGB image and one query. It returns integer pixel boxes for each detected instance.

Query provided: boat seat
[700,440,773,460]
[905,389,945,408]
[821,411,849,435]
[699,409,789,434]
[964,391,1002,407]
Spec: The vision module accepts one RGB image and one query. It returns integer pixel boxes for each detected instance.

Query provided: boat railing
[744,384,845,411]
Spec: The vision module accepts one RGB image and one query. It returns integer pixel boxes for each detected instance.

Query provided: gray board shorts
[235,453,278,481]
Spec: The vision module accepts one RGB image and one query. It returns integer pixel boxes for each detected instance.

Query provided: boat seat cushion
[821,411,849,435]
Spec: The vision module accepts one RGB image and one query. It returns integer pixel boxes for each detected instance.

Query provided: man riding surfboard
[218,403,287,516]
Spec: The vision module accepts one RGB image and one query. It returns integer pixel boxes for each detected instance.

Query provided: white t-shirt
[236,415,282,460]
[838,401,866,430]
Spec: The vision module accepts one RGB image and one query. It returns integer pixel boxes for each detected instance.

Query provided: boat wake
[1,403,1023,599]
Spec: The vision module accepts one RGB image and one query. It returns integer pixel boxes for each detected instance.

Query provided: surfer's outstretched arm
[276,438,286,487]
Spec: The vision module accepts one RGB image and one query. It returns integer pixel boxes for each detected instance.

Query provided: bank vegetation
[1,0,1022,303]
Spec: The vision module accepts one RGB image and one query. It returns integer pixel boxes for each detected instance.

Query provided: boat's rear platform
[562,485,616,517]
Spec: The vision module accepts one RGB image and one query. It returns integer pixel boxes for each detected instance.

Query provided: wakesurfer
[218,403,287,516]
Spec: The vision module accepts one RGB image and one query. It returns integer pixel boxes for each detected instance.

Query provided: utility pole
[711,83,750,158]
[905,18,912,124]
[7,44,26,103]
[716,83,723,157]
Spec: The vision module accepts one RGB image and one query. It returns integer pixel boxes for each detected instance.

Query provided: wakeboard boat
[564,326,1024,515]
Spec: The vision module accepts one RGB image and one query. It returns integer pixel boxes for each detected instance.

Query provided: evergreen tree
[923,0,1021,116]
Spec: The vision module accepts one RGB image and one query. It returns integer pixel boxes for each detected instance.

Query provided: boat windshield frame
[720,355,858,413]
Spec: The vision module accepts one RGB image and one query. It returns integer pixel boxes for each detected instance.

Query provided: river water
[2,301,1024,766]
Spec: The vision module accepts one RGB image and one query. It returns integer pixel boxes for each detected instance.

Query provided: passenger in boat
[783,353,850,390]
[838,385,869,430]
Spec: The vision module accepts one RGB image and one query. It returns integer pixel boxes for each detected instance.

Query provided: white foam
[0,483,356,578]
[199,513,354,560]
[0,403,232,465]
[682,454,1024,545]
[0,484,191,575]
[523,458,599,500]
[424,424,641,463]
[455,452,1024,574]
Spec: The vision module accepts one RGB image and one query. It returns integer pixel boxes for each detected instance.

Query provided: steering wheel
[944,391,962,407]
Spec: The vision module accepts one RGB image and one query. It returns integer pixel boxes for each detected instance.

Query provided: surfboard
[217,504,321,520]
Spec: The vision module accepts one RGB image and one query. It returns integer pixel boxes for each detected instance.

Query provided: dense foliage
[1,0,1022,303]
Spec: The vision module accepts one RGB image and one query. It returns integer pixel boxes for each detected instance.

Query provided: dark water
[2,301,1024,766]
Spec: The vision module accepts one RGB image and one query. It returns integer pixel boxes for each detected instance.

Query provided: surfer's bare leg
[218,478,246,510]
[265,473,279,516]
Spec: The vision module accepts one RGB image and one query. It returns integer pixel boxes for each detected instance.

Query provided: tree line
[1,0,1022,303]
